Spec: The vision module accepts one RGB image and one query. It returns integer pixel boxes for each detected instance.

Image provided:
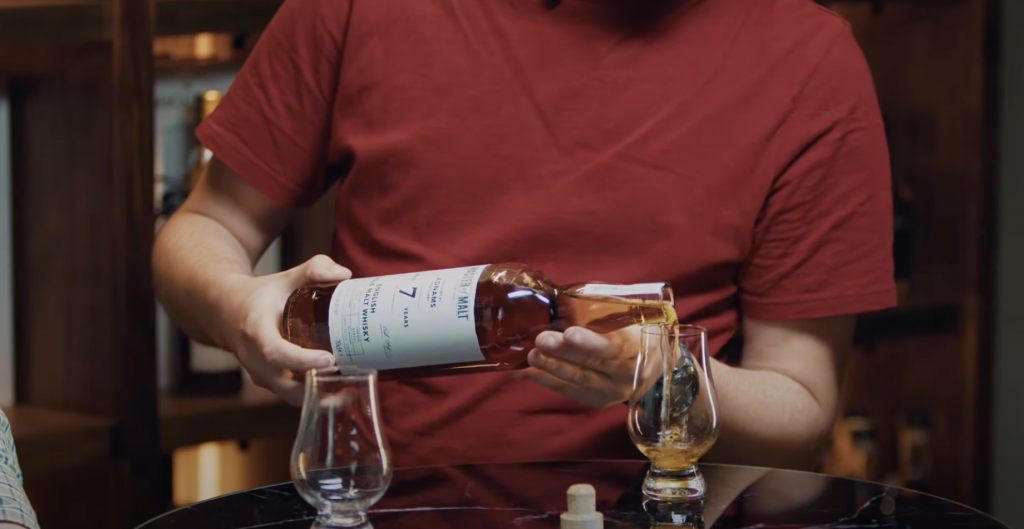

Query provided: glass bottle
[283,263,675,379]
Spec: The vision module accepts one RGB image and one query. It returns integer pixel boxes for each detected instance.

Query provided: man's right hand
[218,254,351,406]
[153,155,350,407]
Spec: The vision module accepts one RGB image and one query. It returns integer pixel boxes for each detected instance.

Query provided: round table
[137,460,1008,528]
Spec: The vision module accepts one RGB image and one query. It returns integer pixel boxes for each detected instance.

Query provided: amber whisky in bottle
[283,263,675,379]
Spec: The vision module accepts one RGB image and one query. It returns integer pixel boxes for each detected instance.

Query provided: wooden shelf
[156,0,283,36]
[0,0,109,47]
[159,384,299,453]
[853,303,962,345]
[0,0,283,47]
[6,405,113,474]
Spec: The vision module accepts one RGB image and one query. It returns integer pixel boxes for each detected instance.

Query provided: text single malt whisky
[283,263,676,379]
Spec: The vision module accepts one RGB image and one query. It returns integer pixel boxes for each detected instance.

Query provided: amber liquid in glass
[637,427,717,470]
[283,263,675,379]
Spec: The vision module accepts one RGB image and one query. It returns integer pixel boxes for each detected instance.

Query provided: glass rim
[306,365,378,382]
[640,323,707,338]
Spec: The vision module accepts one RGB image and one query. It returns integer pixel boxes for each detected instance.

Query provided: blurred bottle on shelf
[825,408,880,482]
[845,409,880,482]
[898,410,933,492]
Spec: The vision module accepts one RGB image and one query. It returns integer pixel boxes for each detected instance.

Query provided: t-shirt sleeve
[195,0,350,207]
[739,26,897,321]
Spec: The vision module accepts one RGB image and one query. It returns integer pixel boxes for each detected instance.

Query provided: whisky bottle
[283,263,676,379]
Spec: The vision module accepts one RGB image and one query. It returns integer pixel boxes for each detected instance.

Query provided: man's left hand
[511,326,640,408]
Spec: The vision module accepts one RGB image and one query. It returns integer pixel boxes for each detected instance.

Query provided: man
[153,0,895,471]
[0,409,39,529]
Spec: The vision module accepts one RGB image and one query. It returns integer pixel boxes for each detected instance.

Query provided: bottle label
[578,283,667,297]
[327,265,489,370]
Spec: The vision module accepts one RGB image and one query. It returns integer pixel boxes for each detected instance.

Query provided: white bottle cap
[561,483,604,529]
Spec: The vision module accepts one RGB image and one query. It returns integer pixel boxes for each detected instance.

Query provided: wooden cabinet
[0,1,287,527]
[821,0,999,510]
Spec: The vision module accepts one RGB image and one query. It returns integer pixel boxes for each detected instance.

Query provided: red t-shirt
[197,0,896,467]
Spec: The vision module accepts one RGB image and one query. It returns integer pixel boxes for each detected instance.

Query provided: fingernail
[537,335,555,350]
[564,328,582,345]
[528,350,546,367]
[333,265,348,276]
[318,355,335,367]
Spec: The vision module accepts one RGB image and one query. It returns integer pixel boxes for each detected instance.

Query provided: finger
[525,348,614,389]
[513,366,624,409]
[537,327,614,358]
[258,325,336,371]
[536,328,632,377]
[267,375,306,407]
[243,359,308,407]
[291,254,351,287]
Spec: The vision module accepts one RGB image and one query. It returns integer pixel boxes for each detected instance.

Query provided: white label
[327,265,488,370]
[578,283,666,297]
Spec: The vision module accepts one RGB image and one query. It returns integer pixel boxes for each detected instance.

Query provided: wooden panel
[969,0,1001,513]
[156,0,283,36]
[826,0,993,508]
[833,1,987,309]
[853,304,962,345]
[159,385,300,452]
[7,405,112,474]
[9,0,160,524]
[0,0,283,47]
[0,43,114,77]
[10,48,120,412]
[112,0,162,524]
[0,0,110,47]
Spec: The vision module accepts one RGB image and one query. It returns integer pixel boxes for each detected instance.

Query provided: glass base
[642,465,707,501]
[312,511,373,529]
[643,496,705,528]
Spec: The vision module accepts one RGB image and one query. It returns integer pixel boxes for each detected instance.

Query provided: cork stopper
[561,484,603,529]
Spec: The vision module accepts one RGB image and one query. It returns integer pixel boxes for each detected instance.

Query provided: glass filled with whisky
[629,323,720,501]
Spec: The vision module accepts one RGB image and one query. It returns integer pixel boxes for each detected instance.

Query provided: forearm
[153,210,256,349]
[702,358,836,471]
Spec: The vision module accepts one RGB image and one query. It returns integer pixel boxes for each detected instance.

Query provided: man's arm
[701,315,853,470]
[153,158,347,405]
[154,157,289,347]
[518,314,853,471]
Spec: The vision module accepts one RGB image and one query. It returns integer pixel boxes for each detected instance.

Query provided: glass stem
[314,509,372,528]
[643,464,706,501]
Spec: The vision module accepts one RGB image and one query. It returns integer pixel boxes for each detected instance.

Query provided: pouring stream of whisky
[660,330,675,454]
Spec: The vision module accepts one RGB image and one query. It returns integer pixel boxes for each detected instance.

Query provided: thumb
[291,254,352,288]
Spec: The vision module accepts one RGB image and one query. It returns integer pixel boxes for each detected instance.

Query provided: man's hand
[154,154,350,408]
[512,326,641,409]
[218,255,349,406]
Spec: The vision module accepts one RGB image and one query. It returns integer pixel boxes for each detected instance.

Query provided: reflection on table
[137,460,1009,529]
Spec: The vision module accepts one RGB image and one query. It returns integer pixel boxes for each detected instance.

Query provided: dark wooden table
[137,460,1008,528]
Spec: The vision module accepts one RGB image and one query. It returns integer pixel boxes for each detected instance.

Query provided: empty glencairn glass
[291,367,392,528]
